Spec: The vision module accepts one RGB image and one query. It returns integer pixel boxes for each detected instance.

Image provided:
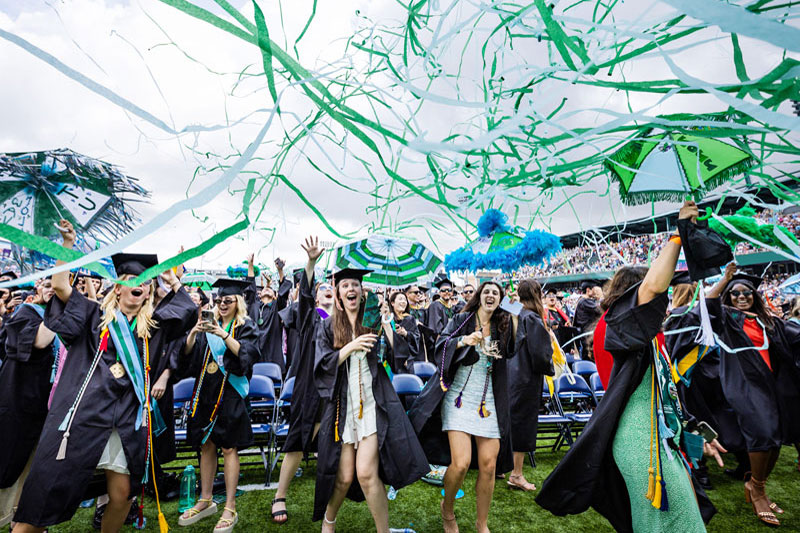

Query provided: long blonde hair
[99,278,158,339]
[214,294,248,328]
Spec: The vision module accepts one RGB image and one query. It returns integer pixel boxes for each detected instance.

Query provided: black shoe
[92,504,105,530]
[724,464,749,480]
[125,497,141,526]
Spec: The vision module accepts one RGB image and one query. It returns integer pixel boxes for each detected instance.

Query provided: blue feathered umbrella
[444,209,562,273]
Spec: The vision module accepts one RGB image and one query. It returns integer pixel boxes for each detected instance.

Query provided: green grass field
[48,447,799,532]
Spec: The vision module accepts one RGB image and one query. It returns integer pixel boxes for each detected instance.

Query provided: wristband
[224,332,231,341]
[381,315,393,325]
[668,234,681,246]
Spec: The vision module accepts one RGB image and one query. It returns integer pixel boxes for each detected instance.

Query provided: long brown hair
[722,281,775,329]
[600,266,649,312]
[332,281,371,349]
[461,280,510,339]
[517,278,548,330]
[671,283,697,309]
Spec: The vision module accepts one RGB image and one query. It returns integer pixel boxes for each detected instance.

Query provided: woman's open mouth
[131,288,144,297]
[345,293,358,304]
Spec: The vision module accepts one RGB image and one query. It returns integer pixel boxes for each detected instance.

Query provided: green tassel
[58,407,73,432]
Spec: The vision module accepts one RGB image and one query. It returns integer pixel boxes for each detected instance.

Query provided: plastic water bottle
[387,486,397,500]
[178,465,197,512]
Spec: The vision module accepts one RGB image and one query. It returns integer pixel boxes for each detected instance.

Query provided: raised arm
[52,219,75,303]
[638,201,698,305]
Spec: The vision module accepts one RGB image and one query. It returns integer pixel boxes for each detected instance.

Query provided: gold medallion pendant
[207,361,219,374]
[109,362,126,379]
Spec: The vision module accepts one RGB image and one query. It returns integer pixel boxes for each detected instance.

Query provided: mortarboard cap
[211,278,250,297]
[724,272,763,291]
[0,270,18,280]
[196,288,210,306]
[433,274,452,289]
[579,279,602,291]
[677,219,734,282]
[331,267,372,285]
[292,268,304,286]
[111,253,159,277]
[670,270,692,287]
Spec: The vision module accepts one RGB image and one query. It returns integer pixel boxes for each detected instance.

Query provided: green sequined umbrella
[333,235,442,287]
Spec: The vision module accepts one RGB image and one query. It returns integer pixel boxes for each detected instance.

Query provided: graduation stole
[205,322,249,398]
[645,336,688,512]
[107,311,149,431]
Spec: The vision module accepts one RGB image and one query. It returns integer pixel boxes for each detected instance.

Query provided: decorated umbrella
[604,130,755,205]
[182,272,216,290]
[333,235,443,287]
[444,209,562,273]
[779,273,800,295]
[0,148,149,273]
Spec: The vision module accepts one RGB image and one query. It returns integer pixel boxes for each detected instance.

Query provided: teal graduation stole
[205,322,249,398]
[107,311,164,434]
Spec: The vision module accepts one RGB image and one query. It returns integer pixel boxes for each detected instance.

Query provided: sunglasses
[407,289,421,294]
[214,297,237,306]
[463,289,474,294]
[439,287,453,292]
[318,284,333,291]
[730,290,753,298]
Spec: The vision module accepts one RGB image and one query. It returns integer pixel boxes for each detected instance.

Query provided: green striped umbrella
[333,235,442,287]
[182,272,216,290]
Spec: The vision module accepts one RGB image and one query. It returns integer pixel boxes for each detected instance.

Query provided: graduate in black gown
[270,236,332,524]
[13,221,196,533]
[666,264,800,527]
[424,276,456,366]
[507,279,554,493]
[314,267,428,532]
[536,202,723,533]
[178,278,259,532]
[244,254,292,372]
[385,291,422,373]
[408,281,515,533]
[0,278,58,528]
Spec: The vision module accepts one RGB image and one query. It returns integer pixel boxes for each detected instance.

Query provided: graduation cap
[670,270,692,287]
[433,274,452,289]
[579,279,602,291]
[0,270,18,280]
[111,253,159,277]
[196,288,210,306]
[211,278,249,297]
[677,219,734,282]
[331,267,372,285]
[724,272,763,291]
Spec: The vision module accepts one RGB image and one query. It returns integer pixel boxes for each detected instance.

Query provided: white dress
[341,350,377,447]
[96,428,130,475]
[441,340,500,438]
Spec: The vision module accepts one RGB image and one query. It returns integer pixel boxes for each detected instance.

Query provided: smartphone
[697,421,718,442]
[11,290,23,300]
[361,291,382,330]
[201,309,215,323]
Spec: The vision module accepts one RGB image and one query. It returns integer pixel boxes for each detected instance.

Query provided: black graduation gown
[182,319,259,450]
[666,299,800,450]
[281,301,300,378]
[509,310,553,452]
[0,305,56,488]
[313,319,429,522]
[536,284,715,532]
[407,312,516,474]
[15,288,196,527]
[151,335,185,465]
[424,300,454,366]
[386,315,421,373]
[282,271,322,454]
[573,297,601,332]
[245,276,291,372]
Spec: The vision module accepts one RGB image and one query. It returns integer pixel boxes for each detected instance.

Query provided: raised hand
[301,236,325,262]
[275,257,286,271]
[678,200,699,223]
[56,219,76,248]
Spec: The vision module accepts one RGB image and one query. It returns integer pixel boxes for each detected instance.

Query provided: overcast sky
[1,0,798,274]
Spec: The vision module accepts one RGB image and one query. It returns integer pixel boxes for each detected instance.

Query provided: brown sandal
[745,478,780,527]
[507,475,536,492]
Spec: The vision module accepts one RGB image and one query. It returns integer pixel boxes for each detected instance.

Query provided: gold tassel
[646,467,655,501]
[158,511,169,533]
[651,475,662,509]
[358,400,363,420]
